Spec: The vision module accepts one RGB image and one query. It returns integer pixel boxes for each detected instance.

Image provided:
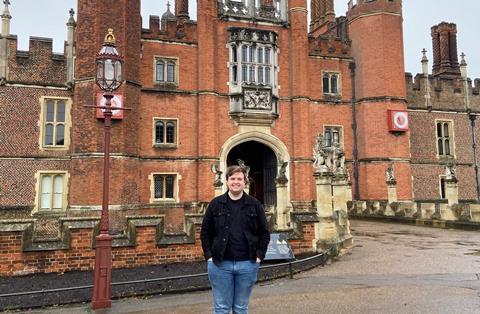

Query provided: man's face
[227,171,246,196]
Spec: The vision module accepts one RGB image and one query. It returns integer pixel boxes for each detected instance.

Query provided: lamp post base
[91,233,113,309]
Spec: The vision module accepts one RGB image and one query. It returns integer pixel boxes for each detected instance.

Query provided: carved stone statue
[346,168,352,185]
[332,143,346,176]
[276,160,288,184]
[237,159,250,177]
[313,133,329,172]
[445,159,457,182]
[385,163,396,185]
[210,163,223,188]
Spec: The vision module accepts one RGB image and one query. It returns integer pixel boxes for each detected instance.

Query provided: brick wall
[407,68,480,200]
[0,86,72,157]
[0,218,318,276]
[7,37,67,86]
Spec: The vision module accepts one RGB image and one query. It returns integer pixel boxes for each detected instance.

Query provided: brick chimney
[431,22,461,77]
[310,0,335,34]
[175,0,189,21]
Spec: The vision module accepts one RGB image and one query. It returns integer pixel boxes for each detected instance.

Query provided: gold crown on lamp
[104,28,116,45]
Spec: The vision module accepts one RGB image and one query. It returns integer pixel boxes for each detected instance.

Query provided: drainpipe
[461,53,480,200]
[349,61,360,200]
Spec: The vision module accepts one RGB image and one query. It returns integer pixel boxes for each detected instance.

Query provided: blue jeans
[207,260,260,314]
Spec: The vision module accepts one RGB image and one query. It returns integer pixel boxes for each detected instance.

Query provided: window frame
[435,120,455,158]
[149,172,180,203]
[439,175,447,199]
[229,43,276,88]
[153,56,179,86]
[152,117,179,148]
[322,72,341,96]
[34,171,69,214]
[323,125,343,148]
[39,97,72,150]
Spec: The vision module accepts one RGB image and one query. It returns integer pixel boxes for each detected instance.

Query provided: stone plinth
[214,185,223,197]
[332,176,348,211]
[312,219,338,251]
[275,181,292,230]
[445,180,459,206]
[387,184,397,203]
[314,172,333,218]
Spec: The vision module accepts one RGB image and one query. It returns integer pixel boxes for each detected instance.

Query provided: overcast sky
[6,0,480,78]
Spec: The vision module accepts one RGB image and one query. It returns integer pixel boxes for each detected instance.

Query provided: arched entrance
[227,141,277,207]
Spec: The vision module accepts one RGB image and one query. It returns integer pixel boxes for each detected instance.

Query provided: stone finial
[460,52,468,79]
[421,48,429,75]
[67,8,76,26]
[161,1,176,31]
[1,0,11,37]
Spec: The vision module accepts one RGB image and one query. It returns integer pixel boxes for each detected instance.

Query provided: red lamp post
[91,28,124,310]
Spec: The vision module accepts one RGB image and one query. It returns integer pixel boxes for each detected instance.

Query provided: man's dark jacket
[200,192,270,265]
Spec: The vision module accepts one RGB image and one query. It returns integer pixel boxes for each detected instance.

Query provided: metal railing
[0,252,327,310]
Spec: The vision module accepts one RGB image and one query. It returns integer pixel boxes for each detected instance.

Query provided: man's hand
[256,257,261,263]
[208,257,213,261]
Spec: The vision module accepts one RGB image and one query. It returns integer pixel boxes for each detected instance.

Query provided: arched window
[323,73,341,95]
[167,62,175,82]
[324,126,342,148]
[43,99,69,148]
[39,173,67,211]
[155,58,178,85]
[436,121,453,156]
[156,61,165,82]
[166,122,175,143]
[155,121,165,144]
[154,119,177,146]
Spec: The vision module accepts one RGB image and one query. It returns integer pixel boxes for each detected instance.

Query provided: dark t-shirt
[223,194,250,261]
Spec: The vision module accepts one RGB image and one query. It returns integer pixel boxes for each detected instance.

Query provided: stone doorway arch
[219,131,290,215]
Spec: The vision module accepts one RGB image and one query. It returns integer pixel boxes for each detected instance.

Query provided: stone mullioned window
[149,173,180,203]
[39,97,72,150]
[227,27,279,124]
[436,120,454,157]
[153,118,178,148]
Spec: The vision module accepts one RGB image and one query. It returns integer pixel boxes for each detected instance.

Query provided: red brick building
[0,0,478,275]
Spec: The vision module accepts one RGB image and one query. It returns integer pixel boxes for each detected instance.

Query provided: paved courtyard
[28,220,480,314]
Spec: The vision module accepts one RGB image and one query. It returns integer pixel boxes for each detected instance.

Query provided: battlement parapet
[309,16,351,57]
[347,0,402,20]
[141,15,197,43]
[6,36,67,86]
[406,72,480,112]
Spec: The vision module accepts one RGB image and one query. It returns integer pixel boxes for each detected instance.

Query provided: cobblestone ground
[27,220,480,314]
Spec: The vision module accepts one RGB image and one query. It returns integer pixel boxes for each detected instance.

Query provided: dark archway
[227,141,277,206]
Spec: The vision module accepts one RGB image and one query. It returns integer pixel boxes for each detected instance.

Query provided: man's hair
[226,165,247,181]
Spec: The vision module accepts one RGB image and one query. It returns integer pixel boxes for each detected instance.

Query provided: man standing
[201,165,270,314]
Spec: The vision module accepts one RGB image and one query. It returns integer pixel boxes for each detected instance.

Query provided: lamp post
[91,28,124,310]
